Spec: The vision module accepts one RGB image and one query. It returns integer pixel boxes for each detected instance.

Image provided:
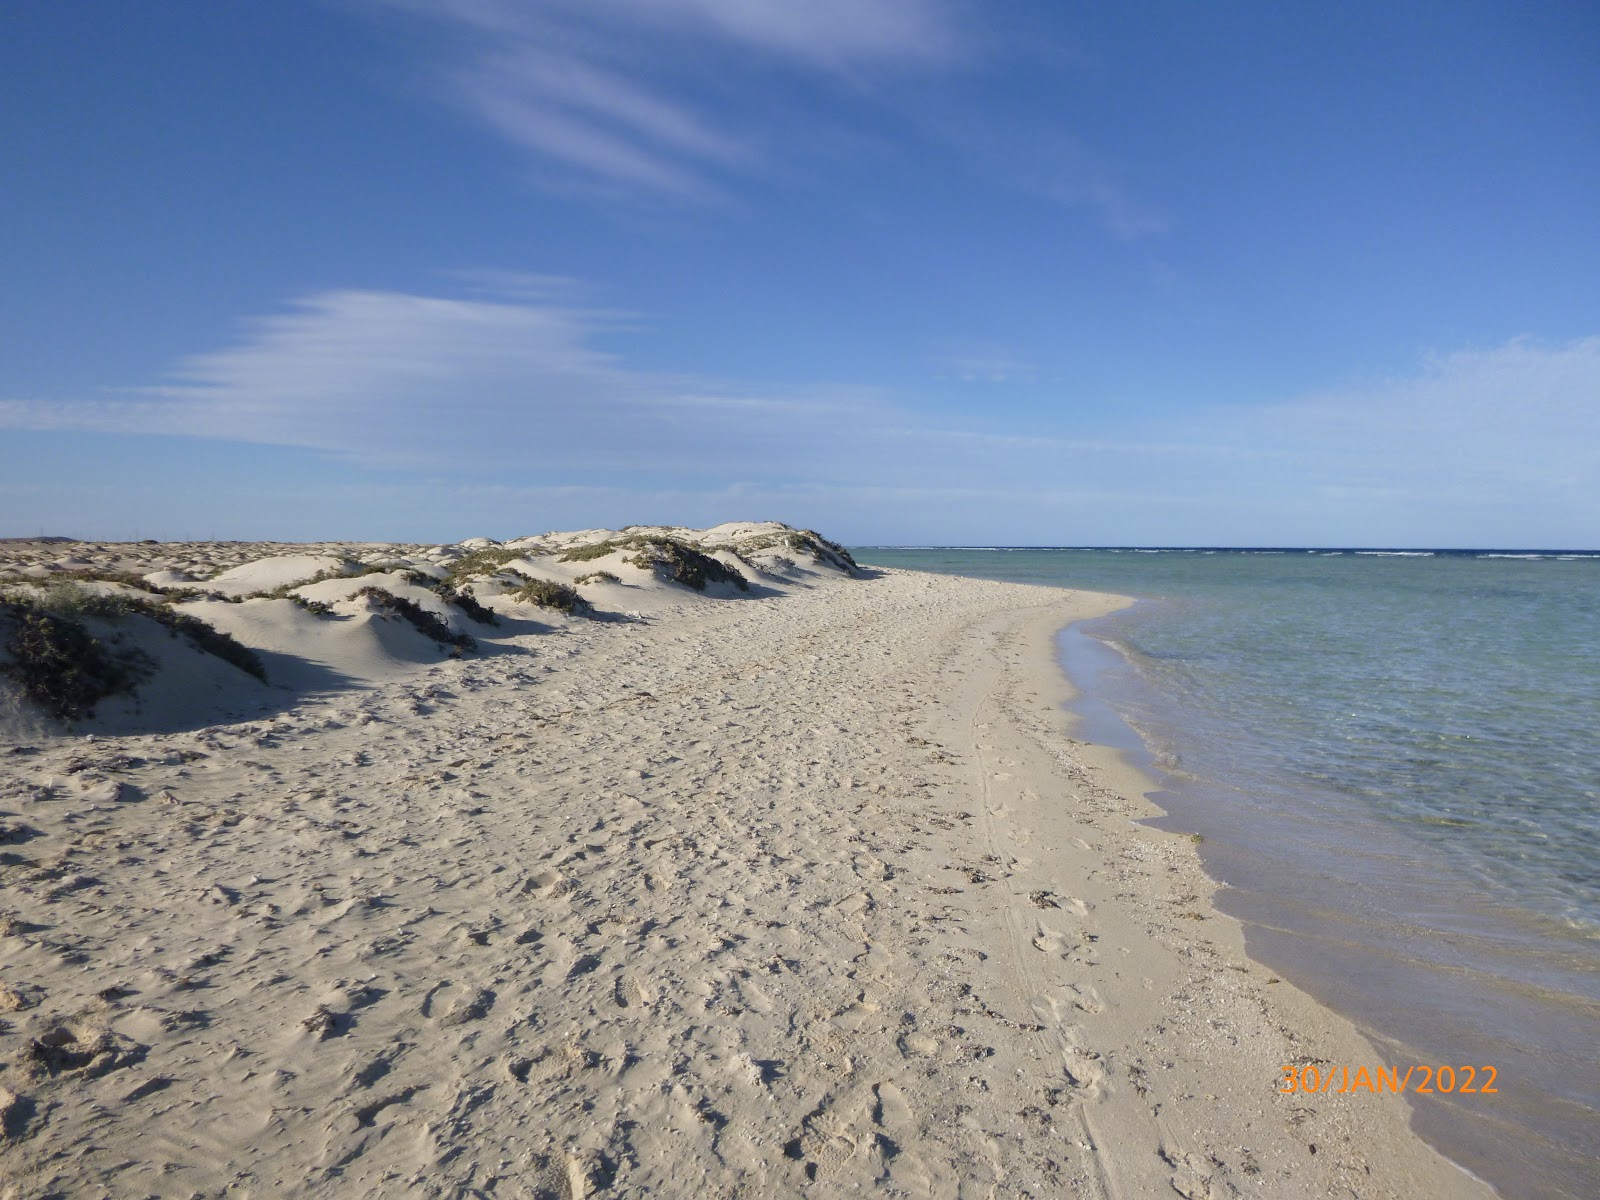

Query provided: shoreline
[1056,603,1595,1200]
[1,563,1490,1196]
[1048,609,1512,1198]
[858,545,1600,1199]
[974,593,1494,1198]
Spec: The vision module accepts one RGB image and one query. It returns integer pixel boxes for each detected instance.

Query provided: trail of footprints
[0,579,1150,1198]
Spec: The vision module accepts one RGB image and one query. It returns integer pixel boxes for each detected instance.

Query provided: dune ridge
[0,527,1486,1197]
[0,523,855,736]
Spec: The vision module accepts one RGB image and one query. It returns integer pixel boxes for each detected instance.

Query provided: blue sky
[3,0,1597,546]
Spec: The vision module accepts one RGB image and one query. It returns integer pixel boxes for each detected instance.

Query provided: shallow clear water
[856,547,1600,1199]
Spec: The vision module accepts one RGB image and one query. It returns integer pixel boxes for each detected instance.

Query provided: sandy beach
[1,528,1490,1198]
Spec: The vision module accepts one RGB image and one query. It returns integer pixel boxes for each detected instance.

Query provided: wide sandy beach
[1,530,1490,1197]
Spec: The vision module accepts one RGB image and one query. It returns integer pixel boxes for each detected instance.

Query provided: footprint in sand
[421,982,495,1025]
[854,855,894,882]
[522,870,574,900]
[786,1087,885,1183]
[1032,923,1071,956]
[1161,1146,1223,1200]
[897,1031,940,1059]
[1063,982,1104,1014]
[835,891,875,917]
[613,974,652,1009]
[873,1081,913,1130]
[1060,1047,1106,1096]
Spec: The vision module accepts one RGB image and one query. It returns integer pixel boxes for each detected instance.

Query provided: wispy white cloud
[1237,336,1600,494]
[5,283,1593,544]
[366,1,1174,236]
[449,44,749,199]
[389,0,959,64]
[0,285,900,475]
[376,0,961,199]
[1047,171,1170,240]
[572,0,959,65]
[937,343,1041,384]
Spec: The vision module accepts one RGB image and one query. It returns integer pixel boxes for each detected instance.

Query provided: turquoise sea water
[855,547,1600,1200]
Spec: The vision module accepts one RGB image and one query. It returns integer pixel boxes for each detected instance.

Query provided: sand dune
[0,527,1487,1197]
[0,523,854,737]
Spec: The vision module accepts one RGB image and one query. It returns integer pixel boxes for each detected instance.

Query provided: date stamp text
[1279,1063,1498,1095]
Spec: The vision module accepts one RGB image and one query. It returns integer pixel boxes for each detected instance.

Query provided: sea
[853,546,1600,1200]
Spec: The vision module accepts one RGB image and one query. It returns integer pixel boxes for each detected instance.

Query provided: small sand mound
[206,554,351,597]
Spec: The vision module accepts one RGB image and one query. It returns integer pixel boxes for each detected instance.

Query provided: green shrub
[2,582,267,685]
[508,577,593,616]
[559,537,748,592]
[163,587,234,603]
[722,529,859,572]
[21,581,140,619]
[572,571,620,586]
[796,529,859,572]
[444,547,529,584]
[0,602,151,721]
[442,587,500,626]
[47,569,167,594]
[557,540,624,563]
[353,586,475,652]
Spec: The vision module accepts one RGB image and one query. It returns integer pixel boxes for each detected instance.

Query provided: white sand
[204,555,354,598]
[0,533,1489,1198]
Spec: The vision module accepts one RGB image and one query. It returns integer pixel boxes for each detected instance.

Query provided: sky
[2,0,1597,547]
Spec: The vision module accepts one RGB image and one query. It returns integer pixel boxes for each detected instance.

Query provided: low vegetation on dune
[12,583,266,680]
[351,587,476,654]
[0,601,150,721]
[714,528,859,574]
[444,547,536,585]
[788,529,859,572]
[323,567,502,628]
[507,576,594,617]
[0,582,267,721]
[440,587,499,626]
[557,540,630,564]
[26,567,170,594]
[144,603,268,680]
[0,526,859,723]
[185,564,498,629]
[559,536,749,592]
[0,566,214,599]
